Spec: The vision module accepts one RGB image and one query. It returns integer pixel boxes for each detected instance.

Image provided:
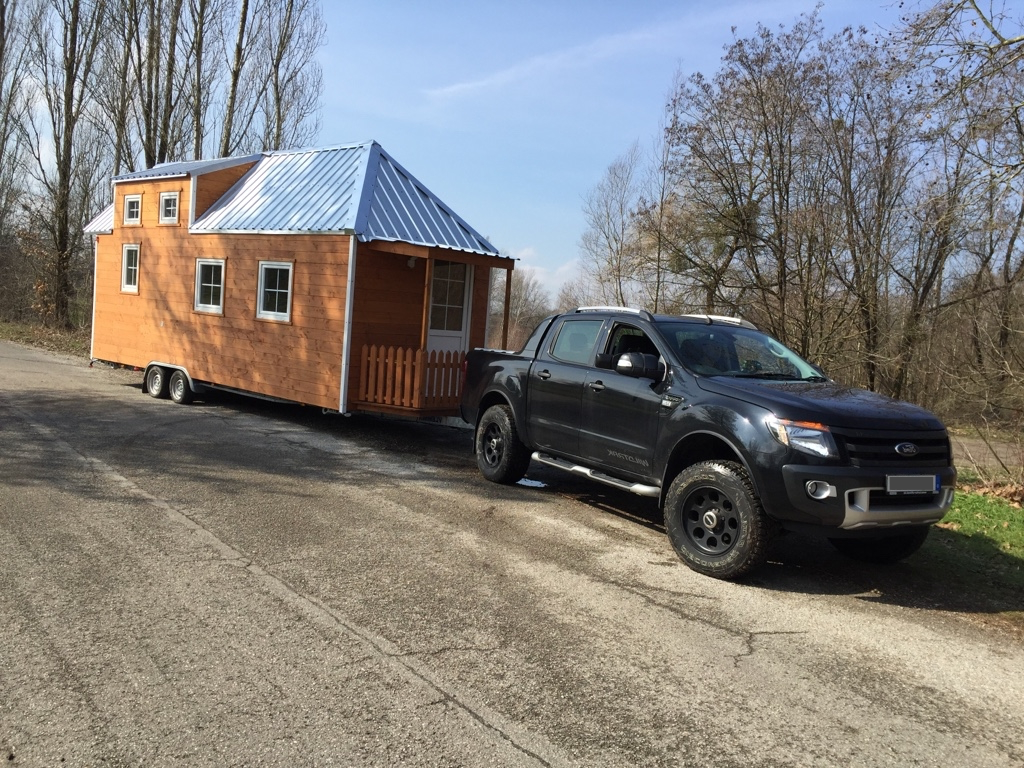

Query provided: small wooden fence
[355,345,465,413]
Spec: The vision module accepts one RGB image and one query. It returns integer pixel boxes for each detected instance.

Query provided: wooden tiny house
[84,141,513,418]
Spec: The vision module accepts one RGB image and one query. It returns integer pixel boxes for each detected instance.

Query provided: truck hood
[694,377,944,431]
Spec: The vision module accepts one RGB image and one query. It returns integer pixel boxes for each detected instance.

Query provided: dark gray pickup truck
[460,307,956,579]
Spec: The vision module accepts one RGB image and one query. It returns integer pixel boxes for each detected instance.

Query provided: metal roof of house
[83,203,114,235]
[190,141,499,256]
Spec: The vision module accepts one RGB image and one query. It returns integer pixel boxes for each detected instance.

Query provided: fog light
[805,480,836,500]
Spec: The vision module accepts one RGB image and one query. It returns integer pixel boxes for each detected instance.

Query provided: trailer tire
[664,461,774,580]
[145,366,169,399]
[475,404,531,484]
[168,370,194,405]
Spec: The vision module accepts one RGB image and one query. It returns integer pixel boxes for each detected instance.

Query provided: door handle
[537,370,551,380]
[588,381,605,392]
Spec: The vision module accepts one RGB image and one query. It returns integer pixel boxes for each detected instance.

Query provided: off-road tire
[145,366,169,399]
[664,461,775,580]
[475,404,531,484]
[828,527,930,564]
[168,370,194,405]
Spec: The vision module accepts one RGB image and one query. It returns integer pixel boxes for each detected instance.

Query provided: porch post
[420,257,433,350]
[502,265,512,350]
[418,257,434,403]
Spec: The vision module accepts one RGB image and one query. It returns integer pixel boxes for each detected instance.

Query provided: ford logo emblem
[895,442,919,457]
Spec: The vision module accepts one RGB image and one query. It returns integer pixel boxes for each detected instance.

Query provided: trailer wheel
[475,404,531,484]
[664,461,774,580]
[145,366,169,399]
[168,370,194,405]
[829,527,929,564]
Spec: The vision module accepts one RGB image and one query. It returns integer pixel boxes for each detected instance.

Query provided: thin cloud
[424,26,663,101]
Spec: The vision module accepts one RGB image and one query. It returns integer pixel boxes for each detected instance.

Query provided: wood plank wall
[92,171,349,411]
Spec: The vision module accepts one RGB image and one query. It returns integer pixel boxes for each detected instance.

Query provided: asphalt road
[1,340,1022,768]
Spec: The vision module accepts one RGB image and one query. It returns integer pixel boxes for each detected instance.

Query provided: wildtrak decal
[607,449,650,467]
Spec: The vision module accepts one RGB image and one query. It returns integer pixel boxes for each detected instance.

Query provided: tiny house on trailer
[83,141,515,418]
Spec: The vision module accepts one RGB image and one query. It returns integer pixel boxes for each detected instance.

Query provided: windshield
[655,322,825,381]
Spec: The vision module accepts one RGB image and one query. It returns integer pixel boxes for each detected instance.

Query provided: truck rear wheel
[475,404,531,484]
[145,366,169,399]
[828,527,929,564]
[664,461,774,580]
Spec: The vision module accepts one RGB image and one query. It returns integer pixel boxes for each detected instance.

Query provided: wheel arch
[476,390,515,428]
[661,431,754,506]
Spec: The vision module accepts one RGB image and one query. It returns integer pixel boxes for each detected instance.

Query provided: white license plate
[886,475,938,494]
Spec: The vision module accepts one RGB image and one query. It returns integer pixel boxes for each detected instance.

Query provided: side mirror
[616,352,662,380]
[595,353,615,370]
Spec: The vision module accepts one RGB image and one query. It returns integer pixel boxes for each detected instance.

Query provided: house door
[427,260,473,353]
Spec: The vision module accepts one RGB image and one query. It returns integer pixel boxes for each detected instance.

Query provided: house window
[123,194,141,225]
[159,192,179,224]
[195,259,224,313]
[121,244,139,293]
[257,261,292,321]
[429,261,467,331]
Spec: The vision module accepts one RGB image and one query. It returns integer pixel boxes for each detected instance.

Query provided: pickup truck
[460,307,956,579]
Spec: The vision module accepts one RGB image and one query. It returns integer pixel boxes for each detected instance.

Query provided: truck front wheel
[664,461,774,580]
[828,527,929,564]
[475,404,531,484]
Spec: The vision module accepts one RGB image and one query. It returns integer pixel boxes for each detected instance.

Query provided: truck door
[526,318,605,458]
[579,323,665,479]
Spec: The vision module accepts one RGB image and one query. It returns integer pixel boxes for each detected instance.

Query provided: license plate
[886,475,938,495]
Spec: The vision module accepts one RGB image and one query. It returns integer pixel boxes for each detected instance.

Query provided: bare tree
[257,0,323,150]
[26,0,110,328]
[0,0,31,233]
[487,264,552,350]
[578,143,644,307]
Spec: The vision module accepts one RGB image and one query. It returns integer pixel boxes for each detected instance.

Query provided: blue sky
[317,0,903,299]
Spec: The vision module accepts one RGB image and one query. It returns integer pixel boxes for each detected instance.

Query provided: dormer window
[123,194,141,225]
[159,192,179,224]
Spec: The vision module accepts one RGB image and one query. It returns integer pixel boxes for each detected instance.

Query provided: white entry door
[426,260,473,354]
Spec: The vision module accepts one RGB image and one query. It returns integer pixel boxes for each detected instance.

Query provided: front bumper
[779,464,956,530]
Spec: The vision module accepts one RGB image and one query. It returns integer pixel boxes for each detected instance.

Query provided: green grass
[920,491,1024,628]
[938,491,1024,565]
[0,320,90,357]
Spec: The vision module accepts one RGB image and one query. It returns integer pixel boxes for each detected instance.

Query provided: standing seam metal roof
[189,141,499,256]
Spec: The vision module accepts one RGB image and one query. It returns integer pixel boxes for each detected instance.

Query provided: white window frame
[123,194,142,225]
[257,261,293,322]
[121,244,140,293]
[159,192,179,224]
[194,258,225,314]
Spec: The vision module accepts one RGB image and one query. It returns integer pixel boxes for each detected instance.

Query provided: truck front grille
[832,428,951,468]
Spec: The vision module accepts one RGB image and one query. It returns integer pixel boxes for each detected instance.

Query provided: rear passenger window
[550,319,604,364]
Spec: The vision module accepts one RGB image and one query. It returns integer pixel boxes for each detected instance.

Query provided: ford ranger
[459,307,956,579]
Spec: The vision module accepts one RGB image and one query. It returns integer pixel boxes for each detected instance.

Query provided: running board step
[531,452,661,498]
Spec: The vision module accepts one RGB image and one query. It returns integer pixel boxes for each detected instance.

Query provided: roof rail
[574,305,655,322]
[678,313,758,330]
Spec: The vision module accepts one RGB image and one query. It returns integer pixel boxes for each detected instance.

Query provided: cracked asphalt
[1,340,1022,767]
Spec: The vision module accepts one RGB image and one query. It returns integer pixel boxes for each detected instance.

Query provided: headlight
[766,416,838,458]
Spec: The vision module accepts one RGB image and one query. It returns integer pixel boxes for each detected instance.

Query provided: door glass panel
[430,261,468,331]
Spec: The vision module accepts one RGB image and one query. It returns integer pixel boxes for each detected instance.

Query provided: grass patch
[0,320,90,357]
[920,491,1024,627]
[938,491,1024,564]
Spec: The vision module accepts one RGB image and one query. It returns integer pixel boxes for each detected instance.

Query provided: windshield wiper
[730,372,802,380]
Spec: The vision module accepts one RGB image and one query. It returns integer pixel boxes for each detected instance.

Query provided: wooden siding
[92,189,351,410]
[193,163,257,220]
